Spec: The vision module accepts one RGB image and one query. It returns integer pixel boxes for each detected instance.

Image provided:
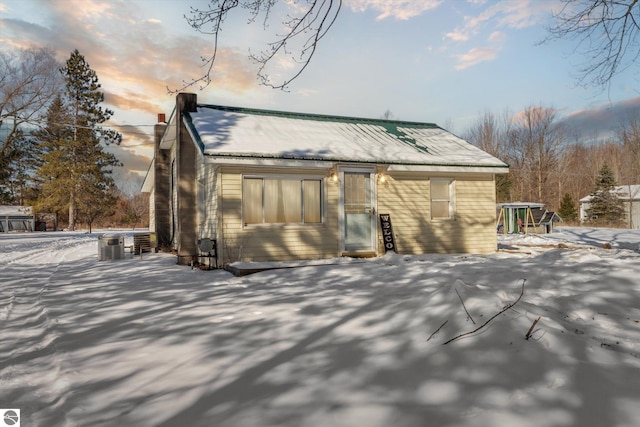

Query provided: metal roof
[185,105,509,170]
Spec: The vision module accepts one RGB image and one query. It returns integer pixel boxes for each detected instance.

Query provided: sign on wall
[379,214,396,253]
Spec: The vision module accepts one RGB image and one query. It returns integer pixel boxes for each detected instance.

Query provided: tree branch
[427,320,448,342]
[525,316,541,340]
[455,288,476,324]
[172,0,341,92]
[545,0,640,90]
[443,279,526,345]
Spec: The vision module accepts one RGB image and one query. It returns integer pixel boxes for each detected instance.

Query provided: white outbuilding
[580,185,640,229]
[0,206,35,232]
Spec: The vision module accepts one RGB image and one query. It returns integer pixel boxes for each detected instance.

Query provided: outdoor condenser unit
[98,233,125,261]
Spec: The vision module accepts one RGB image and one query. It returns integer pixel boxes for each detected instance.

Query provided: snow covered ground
[1,227,639,427]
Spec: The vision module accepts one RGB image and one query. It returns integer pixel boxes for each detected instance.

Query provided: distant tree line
[0,47,148,232]
[463,106,639,227]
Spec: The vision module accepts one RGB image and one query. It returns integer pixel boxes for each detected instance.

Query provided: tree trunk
[69,189,75,231]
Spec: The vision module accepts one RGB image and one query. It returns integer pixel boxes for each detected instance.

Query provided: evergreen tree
[35,50,121,230]
[34,95,75,219]
[0,155,11,203]
[7,130,41,205]
[558,193,578,222]
[496,174,512,203]
[0,127,42,204]
[585,163,626,226]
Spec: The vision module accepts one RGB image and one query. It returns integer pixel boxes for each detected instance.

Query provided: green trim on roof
[196,104,441,129]
[377,123,423,153]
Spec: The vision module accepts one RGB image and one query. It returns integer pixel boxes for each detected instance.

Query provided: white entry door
[342,170,376,252]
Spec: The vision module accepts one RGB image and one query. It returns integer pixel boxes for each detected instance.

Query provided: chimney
[157,113,166,123]
[177,93,198,113]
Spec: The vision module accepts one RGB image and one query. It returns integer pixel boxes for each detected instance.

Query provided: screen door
[343,171,375,251]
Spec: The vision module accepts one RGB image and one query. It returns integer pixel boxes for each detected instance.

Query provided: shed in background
[497,203,562,234]
[0,206,35,232]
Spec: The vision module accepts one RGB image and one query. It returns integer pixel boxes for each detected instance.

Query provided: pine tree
[33,95,74,218]
[558,193,578,222]
[585,163,626,226]
[35,50,121,230]
[0,128,41,204]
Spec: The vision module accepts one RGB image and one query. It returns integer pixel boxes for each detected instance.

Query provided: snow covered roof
[498,202,545,209]
[0,206,33,217]
[185,105,508,171]
[580,185,640,202]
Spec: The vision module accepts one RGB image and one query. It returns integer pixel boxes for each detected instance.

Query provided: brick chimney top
[157,113,166,123]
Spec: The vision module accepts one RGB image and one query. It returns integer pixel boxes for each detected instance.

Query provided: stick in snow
[455,288,476,324]
[525,316,541,340]
[427,320,448,342]
[443,279,526,345]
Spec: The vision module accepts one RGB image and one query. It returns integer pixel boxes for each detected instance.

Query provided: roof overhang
[203,154,509,174]
[141,159,155,193]
[158,110,176,150]
[387,164,509,174]
[203,156,333,169]
[498,202,545,208]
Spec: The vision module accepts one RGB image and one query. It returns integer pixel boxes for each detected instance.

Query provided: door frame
[338,166,378,255]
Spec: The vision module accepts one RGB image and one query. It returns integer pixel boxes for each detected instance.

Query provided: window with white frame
[430,178,455,220]
[243,176,323,225]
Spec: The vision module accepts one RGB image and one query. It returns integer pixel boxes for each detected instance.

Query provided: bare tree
[547,0,640,89]
[381,109,394,120]
[619,112,640,184]
[180,0,342,91]
[507,106,566,206]
[0,47,62,157]
[463,110,513,202]
[463,110,513,158]
[618,112,640,227]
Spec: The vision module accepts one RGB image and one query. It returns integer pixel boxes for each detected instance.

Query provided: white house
[580,185,640,229]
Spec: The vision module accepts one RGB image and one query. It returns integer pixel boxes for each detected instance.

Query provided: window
[430,179,455,220]
[243,176,322,225]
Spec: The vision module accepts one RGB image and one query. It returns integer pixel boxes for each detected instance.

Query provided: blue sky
[1,0,638,187]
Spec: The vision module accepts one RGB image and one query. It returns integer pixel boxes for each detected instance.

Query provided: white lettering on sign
[379,214,396,253]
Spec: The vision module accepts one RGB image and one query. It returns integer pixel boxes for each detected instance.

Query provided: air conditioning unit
[98,233,125,261]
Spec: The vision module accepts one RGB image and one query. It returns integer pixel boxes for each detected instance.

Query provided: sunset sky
[1,0,638,189]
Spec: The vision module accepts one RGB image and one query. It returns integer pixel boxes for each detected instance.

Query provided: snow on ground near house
[1,227,640,426]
